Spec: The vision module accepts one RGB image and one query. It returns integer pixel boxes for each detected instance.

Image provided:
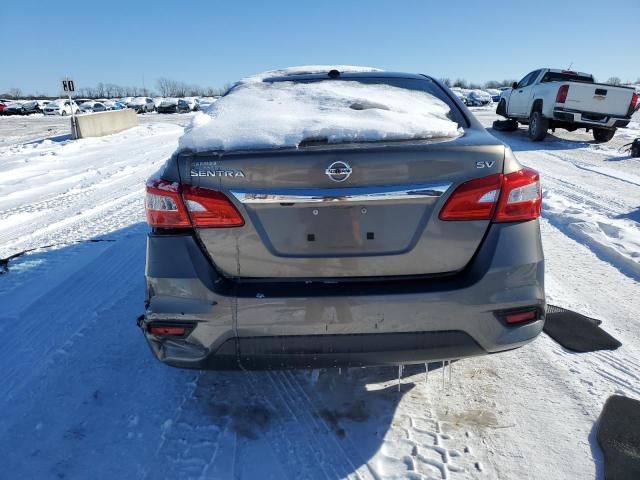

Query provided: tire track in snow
[283,370,378,480]
[0,124,180,258]
[0,236,145,401]
[512,148,640,281]
[540,221,640,402]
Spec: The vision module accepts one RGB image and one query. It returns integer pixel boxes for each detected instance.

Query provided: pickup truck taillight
[439,168,541,222]
[631,92,638,112]
[556,85,569,103]
[145,179,245,228]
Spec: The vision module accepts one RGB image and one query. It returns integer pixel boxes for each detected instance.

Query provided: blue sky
[2,0,638,95]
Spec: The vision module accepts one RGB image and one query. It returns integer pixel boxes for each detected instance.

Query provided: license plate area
[247,203,431,257]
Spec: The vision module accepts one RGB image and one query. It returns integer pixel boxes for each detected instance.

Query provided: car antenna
[328,69,340,79]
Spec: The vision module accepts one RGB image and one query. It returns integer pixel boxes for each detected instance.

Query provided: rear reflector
[145,179,244,228]
[556,85,569,103]
[439,168,541,222]
[148,325,187,336]
[504,310,538,324]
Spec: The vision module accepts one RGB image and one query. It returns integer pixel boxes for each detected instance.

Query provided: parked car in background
[79,101,97,113]
[157,98,179,113]
[177,97,199,112]
[20,100,48,115]
[3,101,25,115]
[43,99,80,116]
[197,96,219,110]
[128,97,156,113]
[486,89,502,102]
[92,102,109,113]
[450,89,467,105]
[496,68,638,142]
[141,67,545,370]
[466,90,492,106]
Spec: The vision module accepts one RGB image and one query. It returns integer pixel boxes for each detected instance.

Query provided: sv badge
[475,161,495,169]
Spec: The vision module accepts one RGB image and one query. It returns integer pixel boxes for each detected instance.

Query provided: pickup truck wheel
[496,99,507,117]
[593,128,616,143]
[528,111,548,141]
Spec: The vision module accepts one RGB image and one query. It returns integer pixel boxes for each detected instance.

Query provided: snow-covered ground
[0,110,639,479]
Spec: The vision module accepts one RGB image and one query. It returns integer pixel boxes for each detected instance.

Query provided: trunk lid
[181,132,505,278]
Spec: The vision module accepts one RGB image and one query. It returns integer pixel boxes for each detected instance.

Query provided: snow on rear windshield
[178,69,462,153]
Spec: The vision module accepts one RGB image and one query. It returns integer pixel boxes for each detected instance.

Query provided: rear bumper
[553,108,630,128]
[142,220,545,369]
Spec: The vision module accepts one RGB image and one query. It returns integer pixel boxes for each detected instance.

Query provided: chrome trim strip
[230,183,452,204]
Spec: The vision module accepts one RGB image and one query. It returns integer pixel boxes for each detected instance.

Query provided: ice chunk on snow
[178,66,462,153]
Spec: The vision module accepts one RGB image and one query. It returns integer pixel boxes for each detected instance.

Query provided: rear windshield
[178,76,465,153]
[541,72,594,83]
[275,77,468,127]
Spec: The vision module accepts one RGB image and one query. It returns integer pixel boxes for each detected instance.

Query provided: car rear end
[141,72,545,370]
[43,103,62,115]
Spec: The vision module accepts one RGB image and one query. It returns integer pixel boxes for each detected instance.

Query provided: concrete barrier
[72,109,138,139]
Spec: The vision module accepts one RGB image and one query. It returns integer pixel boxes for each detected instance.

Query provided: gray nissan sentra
[141,67,545,370]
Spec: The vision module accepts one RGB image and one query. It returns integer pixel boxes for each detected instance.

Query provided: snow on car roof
[244,64,383,82]
[178,66,461,153]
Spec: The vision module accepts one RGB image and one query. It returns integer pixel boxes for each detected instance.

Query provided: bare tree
[7,87,22,98]
[439,78,451,87]
[453,79,468,88]
[156,78,176,97]
[94,82,105,98]
[606,76,622,86]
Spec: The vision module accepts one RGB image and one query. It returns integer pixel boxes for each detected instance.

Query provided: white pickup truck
[496,68,638,142]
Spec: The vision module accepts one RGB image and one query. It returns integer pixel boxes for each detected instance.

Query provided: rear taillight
[631,92,638,112]
[439,168,541,223]
[438,174,502,220]
[182,185,244,227]
[145,179,244,228]
[556,84,569,103]
[145,179,191,228]
[493,168,542,222]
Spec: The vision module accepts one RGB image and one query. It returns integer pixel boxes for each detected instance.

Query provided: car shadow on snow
[180,363,441,478]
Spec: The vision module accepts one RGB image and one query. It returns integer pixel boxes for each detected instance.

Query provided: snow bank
[179,66,461,152]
